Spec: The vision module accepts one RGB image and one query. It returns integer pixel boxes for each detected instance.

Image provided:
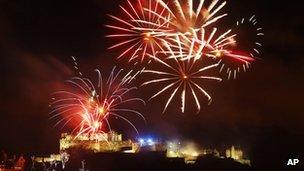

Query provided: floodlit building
[225,146,251,165]
[166,141,202,163]
[59,131,137,152]
[226,146,243,160]
[34,154,61,163]
[33,132,251,166]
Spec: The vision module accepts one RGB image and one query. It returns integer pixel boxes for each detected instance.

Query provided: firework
[141,39,222,114]
[151,0,227,34]
[162,27,237,61]
[235,15,264,59]
[106,0,173,63]
[165,22,261,80]
[50,66,145,138]
[104,0,263,114]
[151,1,261,80]
[214,15,264,79]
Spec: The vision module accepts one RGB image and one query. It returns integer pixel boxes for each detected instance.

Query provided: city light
[137,137,156,146]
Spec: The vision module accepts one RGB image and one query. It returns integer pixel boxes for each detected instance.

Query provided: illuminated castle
[59,131,139,152]
[226,146,243,160]
[35,133,251,166]
[225,146,250,165]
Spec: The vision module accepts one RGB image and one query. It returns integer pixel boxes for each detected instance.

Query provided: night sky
[0,0,303,168]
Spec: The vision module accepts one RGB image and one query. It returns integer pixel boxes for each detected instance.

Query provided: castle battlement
[59,131,138,153]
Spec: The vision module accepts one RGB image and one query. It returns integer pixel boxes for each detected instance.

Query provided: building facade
[59,131,137,152]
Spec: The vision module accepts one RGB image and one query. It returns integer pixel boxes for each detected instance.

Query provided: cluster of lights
[138,137,155,146]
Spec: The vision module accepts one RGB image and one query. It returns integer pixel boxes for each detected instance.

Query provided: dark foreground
[65,151,252,171]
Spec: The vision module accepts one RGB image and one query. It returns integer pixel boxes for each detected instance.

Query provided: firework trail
[161,27,237,61]
[141,1,262,80]
[151,0,227,33]
[164,18,262,80]
[141,39,222,114]
[214,15,264,79]
[50,66,145,138]
[105,0,263,114]
[106,0,173,63]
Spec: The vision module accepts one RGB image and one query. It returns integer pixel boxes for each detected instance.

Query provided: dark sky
[0,0,303,164]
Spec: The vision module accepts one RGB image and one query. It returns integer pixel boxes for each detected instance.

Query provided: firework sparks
[162,27,237,61]
[234,15,264,58]
[106,0,172,63]
[147,1,261,80]
[50,66,145,138]
[104,0,263,114]
[165,23,260,80]
[152,0,227,33]
[142,39,222,114]
[214,15,264,79]
[107,0,262,80]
